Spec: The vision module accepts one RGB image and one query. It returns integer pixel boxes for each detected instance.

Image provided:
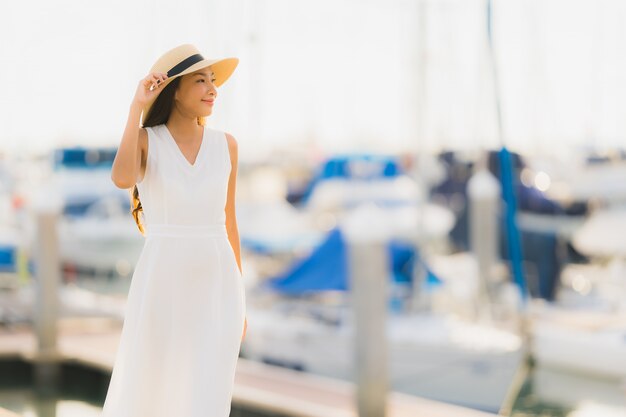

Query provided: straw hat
[141,43,239,125]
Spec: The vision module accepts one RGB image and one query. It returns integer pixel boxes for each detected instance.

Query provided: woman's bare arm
[225,132,242,273]
[224,132,248,342]
[111,72,168,189]
[110,103,145,189]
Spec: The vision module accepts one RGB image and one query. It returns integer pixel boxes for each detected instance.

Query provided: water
[511,366,626,416]
[0,360,287,417]
[0,360,106,417]
[1,356,624,417]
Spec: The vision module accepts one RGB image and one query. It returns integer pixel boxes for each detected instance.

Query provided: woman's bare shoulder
[224,132,238,161]
[224,132,238,150]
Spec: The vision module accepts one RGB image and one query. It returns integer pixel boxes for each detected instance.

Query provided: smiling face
[173,67,218,119]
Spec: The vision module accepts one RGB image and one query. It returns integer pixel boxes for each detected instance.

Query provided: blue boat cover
[263,227,422,295]
[298,154,402,204]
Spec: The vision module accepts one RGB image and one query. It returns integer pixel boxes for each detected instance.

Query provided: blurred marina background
[1,0,626,416]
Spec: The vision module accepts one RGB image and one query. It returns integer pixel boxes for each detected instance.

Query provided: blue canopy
[263,227,419,295]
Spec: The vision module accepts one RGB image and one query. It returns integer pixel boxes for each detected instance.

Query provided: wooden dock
[0,317,499,417]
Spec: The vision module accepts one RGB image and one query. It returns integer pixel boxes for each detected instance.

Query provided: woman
[104,43,247,417]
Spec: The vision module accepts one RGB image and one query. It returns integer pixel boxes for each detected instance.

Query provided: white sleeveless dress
[101,123,246,417]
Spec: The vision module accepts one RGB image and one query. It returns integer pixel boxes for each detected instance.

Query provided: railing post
[468,165,501,319]
[344,204,390,417]
[31,191,63,394]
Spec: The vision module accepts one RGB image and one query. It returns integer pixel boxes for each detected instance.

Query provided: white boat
[530,303,626,381]
[241,300,525,413]
[57,194,144,277]
[29,148,146,277]
[530,262,626,381]
[527,206,626,381]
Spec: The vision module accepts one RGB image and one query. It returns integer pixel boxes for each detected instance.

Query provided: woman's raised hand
[133,72,169,107]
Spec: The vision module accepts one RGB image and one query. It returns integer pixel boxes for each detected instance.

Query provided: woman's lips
[202,99,214,105]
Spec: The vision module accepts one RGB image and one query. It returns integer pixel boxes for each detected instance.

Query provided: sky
[1,0,625,160]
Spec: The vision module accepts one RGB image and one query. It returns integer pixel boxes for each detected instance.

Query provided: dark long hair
[130,76,206,235]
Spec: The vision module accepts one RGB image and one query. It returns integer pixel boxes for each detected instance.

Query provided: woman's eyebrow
[193,72,215,77]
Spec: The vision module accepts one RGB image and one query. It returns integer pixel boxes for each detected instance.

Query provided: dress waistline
[145,223,227,238]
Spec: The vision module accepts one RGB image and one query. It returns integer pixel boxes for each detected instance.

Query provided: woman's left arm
[224,132,242,274]
[225,132,247,341]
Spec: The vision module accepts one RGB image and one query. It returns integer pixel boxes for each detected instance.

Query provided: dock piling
[31,191,63,394]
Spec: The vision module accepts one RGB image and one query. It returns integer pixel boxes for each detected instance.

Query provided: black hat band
[167,54,205,77]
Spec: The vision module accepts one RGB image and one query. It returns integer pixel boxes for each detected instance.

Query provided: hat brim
[141,57,239,126]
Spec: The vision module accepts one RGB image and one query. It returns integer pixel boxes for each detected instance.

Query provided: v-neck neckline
[162,124,206,169]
